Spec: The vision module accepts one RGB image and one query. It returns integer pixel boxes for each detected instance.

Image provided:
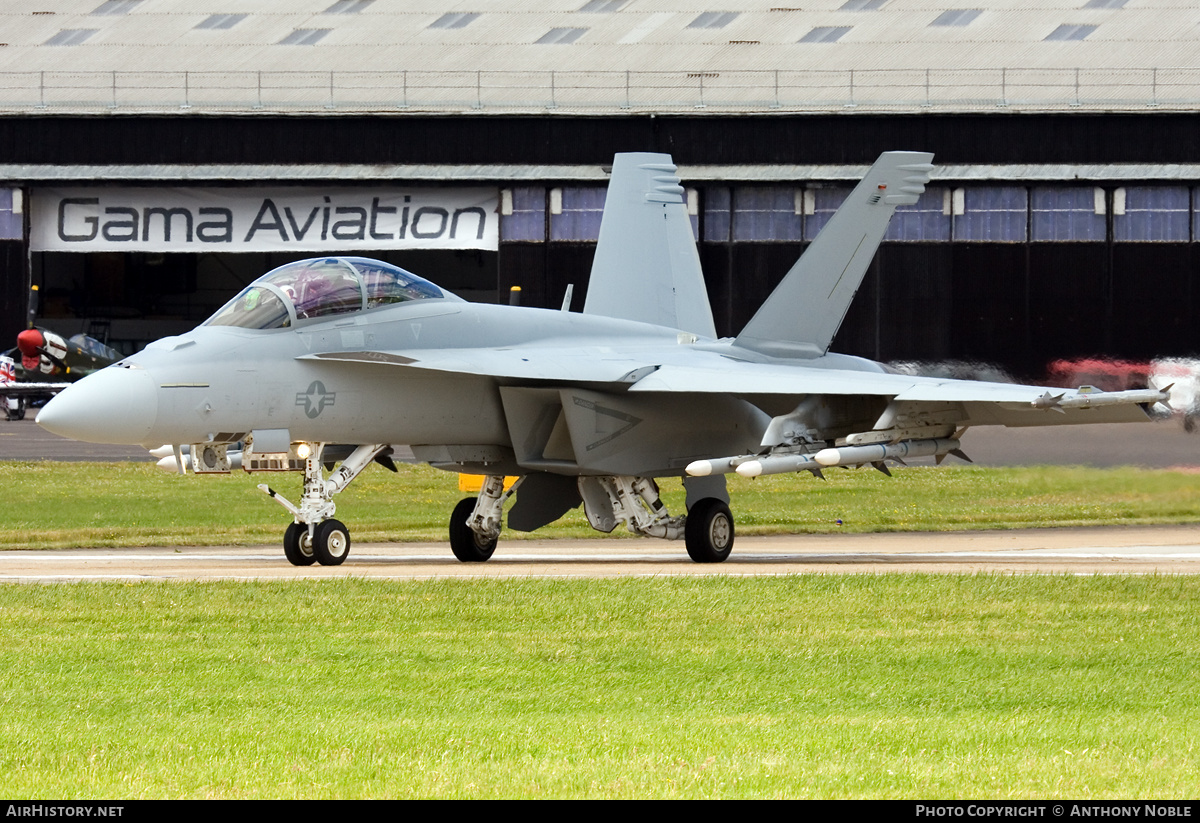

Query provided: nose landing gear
[262,443,386,567]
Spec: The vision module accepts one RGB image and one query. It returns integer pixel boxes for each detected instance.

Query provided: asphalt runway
[0,417,152,461]
[3,415,1200,467]
[3,527,1199,582]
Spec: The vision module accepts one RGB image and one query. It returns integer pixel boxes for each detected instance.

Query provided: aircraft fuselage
[38,299,694,455]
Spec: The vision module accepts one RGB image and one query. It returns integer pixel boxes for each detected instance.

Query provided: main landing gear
[448,474,735,564]
[262,443,387,567]
[683,497,735,563]
[449,475,517,562]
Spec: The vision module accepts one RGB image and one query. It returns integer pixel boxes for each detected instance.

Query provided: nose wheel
[283,522,317,566]
[313,519,351,566]
[283,519,350,567]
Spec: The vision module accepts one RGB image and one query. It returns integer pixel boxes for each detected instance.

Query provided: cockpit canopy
[205,257,454,330]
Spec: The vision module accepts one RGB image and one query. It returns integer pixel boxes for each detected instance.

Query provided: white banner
[31,186,499,252]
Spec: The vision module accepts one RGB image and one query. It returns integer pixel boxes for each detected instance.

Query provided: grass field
[0,575,1197,799]
[3,460,1200,549]
[3,461,1199,798]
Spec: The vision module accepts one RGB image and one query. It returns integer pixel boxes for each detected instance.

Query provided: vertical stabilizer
[734,151,935,358]
[583,153,717,338]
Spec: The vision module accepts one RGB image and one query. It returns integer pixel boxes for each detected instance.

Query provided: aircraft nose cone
[37,366,158,444]
[16,328,42,357]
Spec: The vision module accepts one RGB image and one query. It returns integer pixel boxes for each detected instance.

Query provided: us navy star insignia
[296,380,336,418]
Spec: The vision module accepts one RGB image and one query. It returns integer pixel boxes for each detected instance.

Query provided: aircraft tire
[449,497,497,562]
[684,498,734,563]
[283,522,317,567]
[313,519,351,566]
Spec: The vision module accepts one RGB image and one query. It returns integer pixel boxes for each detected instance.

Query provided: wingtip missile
[1151,382,1175,411]
[1039,387,1175,413]
[1033,392,1067,413]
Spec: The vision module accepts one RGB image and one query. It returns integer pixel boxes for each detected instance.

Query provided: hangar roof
[0,0,1196,114]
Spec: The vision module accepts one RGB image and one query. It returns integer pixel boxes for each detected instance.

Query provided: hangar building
[1,0,1198,380]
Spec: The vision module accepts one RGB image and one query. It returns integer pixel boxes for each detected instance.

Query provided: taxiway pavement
[3,526,1200,582]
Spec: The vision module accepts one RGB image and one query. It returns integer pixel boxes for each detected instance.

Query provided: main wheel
[313,518,351,566]
[283,522,317,566]
[685,498,734,563]
[449,497,497,562]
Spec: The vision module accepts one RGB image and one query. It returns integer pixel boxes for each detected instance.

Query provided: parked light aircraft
[2,327,121,420]
[37,152,1170,566]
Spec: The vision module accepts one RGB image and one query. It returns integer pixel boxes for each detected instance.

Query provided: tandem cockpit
[206,257,459,330]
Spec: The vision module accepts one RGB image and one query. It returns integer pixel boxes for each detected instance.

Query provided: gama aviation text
[56,196,486,244]
[31,186,500,252]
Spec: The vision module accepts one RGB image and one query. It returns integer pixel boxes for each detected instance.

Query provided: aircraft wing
[628,361,1167,426]
[303,346,1164,427]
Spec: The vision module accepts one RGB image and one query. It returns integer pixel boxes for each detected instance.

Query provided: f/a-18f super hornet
[37,152,1170,566]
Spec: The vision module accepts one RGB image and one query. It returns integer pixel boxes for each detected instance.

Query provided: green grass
[2,461,1200,549]
[0,576,1197,798]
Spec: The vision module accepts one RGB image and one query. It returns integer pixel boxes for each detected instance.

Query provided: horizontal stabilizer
[735,151,935,359]
[583,153,717,338]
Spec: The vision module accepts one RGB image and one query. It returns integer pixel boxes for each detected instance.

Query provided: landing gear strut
[262,443,386,567]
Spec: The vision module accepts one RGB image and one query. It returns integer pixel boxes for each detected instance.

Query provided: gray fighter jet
[37,152,1170,566]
